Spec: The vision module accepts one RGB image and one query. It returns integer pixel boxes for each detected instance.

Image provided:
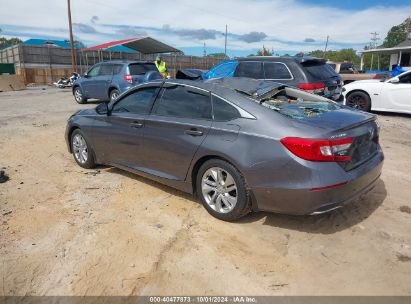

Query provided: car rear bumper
[251,151,384,215]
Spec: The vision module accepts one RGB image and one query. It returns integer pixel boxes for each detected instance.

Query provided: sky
[0,0,410,57]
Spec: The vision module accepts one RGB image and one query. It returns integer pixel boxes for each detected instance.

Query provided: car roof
[99,60,154,65]
[236,56,326,64]
[161,78,286,97]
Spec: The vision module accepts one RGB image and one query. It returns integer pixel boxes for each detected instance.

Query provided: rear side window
[212,96,240,121]
[100,64,114,76]
[264,62,292,79]
[301,62,337,79]
[234,62,264,79]
[154,85,211,120]
[113,64,123,75]
[112,87,159,114]
[129,63,157,75]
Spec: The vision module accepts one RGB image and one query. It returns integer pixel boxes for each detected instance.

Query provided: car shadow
[372,111,411,118]
[104,166,387,234]
[105,167,199,203]
[238,179,387,234]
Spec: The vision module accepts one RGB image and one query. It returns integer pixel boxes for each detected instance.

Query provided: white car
[343,70,411,114]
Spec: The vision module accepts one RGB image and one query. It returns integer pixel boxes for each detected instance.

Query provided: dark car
[177,57,343,101]
[72,60,162,104]
[65,78,383,221]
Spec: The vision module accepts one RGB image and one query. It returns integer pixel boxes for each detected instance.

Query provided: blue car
[72,61,162,104]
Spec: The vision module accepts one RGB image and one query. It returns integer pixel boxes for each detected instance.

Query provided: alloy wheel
[74,89,83,102]
[201,167,238,214]
[347,95,366,110]
[72,134,88,164]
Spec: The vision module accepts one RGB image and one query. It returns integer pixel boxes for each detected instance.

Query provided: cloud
[115,26,147,37]
[162,24,219,40]
[73,23,98,34]
[238,31,267,43]
[304,38,316,43]
[90,16,99,24]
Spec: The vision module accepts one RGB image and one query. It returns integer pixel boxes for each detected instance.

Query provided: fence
[0,44,224,84]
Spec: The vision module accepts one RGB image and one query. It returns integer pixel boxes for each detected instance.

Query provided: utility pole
[369,32,380,71]
[203,42,207,57]
[224,24,228,57]
[323,35,329,58]
[67,0,77,72]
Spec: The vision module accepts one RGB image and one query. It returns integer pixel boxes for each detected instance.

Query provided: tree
[0,28,22,50]
[382,18,409,48]
[256,46,272,56]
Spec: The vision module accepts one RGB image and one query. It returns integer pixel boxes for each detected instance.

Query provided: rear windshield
[301,62,338,80]
[259,87,342,120]
[128,63,157,75]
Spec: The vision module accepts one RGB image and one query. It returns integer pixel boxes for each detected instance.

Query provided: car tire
[196,159,251,221]
[346,91,371,112]
[110,89,120,101]
[73,87,87,104]
[71,129,96,169]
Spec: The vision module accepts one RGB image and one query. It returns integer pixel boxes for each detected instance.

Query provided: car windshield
[128,63,157,75]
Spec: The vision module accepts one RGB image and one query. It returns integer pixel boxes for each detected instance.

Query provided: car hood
[74,108,97,116]
[346,79,381,85]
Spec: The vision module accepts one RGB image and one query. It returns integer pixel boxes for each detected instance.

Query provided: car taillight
[298,82,326,91]
[124,74,133,83]
[280,137,353,162]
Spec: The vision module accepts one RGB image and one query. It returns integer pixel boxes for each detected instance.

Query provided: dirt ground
[0,87,410,296]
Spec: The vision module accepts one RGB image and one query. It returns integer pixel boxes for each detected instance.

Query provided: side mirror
[96,102,109,115]
[389,77,400,84]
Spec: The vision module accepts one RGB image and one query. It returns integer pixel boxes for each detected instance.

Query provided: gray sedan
[65,78,383,221]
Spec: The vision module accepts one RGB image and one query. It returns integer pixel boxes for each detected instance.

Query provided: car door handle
[130,121,143,128]
[185,128,203,136]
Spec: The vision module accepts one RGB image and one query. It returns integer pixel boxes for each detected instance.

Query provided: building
[360,40,411,71]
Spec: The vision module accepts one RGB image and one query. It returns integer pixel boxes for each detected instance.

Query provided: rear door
[143,84,213,181]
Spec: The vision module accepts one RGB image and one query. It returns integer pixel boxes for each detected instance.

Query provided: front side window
[154,85,211,120]
[212,96,240,121]
[234,62,264,79]
[87,65,101,77]
[264,62,292,79]
[112,87,159,114]
[399,73,411,84]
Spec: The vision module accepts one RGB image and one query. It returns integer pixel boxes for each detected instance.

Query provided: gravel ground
[0,87,410,296]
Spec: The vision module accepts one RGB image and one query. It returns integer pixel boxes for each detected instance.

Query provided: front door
[143,84,213,181]
[92,85,160,168]
[384,72,411,112]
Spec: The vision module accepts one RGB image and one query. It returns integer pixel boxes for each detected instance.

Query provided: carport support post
[398,51,402,65]
[360,54,364,71]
